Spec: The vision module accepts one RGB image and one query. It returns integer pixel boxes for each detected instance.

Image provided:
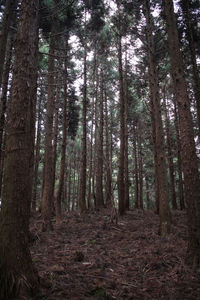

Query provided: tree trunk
[0,0,17,88]
[182,0,200,143]
[163,0,200,266]
[138,126,143,210]
[41,19,56,231]
[133,124,139,209]
[0,34,13,197]
[52,72,61,210]
[173,97,185,210]
[163,87,177,209]
[79,23,87,212]
[124,49,130,210]
[32,89,42,211]
[145,0,171,235]
[146,176,150,209]
[95,68,104,208]
[105,90,112,207]
[56,61,68,224]
[0,0,39,298]
[117,20,125,215]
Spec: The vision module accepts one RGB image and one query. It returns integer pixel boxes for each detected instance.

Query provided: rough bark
[0,0,39,298]
[163,0,200,266]
[0,34,13,197]
[0,0,17,88]
[145,0,171,235]
[182,0,200,143]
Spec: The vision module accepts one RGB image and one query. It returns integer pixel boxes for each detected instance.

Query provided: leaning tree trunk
[0,0,39,298]
[163,0,200,266]
[145,0,171,235]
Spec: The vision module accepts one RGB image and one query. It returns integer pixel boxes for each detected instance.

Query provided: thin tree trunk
[124,48,130,210]
[105,90,112,207]
[41,18,56,231]
[56,62,68,224]
[138,127,143,210]
[95,68,104,208]
[163,0,200,266]
[146,175,150,209]
[79,20,87,212]
[117,15,125,215]
[133,124,139,209]
[32,89,42,211]
[87,49,97,209]
[163,87,177,209]
[52,72,61,210]
[173,98,185,210]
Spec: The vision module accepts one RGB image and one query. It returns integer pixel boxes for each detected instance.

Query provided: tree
[163,85,177,210]
[95,68,104,208]
[144,0,171,235]
[116,1,126,215]
[180,0,200,142]
[0,0,18,88]
[56,54,68,223]
[0,0,39,298]
[41,7,57,231]
[79,12,88,212]
[163,0,200,266]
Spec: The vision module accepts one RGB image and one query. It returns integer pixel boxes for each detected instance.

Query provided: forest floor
[29,209,200,300]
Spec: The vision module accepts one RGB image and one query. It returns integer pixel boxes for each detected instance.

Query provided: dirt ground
[29,209,200,299]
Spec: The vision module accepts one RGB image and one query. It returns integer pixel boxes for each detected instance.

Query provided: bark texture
[0,0,39,298]
[145,0,171,235]
[163,0,200,266]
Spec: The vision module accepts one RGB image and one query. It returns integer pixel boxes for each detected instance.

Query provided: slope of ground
[29,209,200,299]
